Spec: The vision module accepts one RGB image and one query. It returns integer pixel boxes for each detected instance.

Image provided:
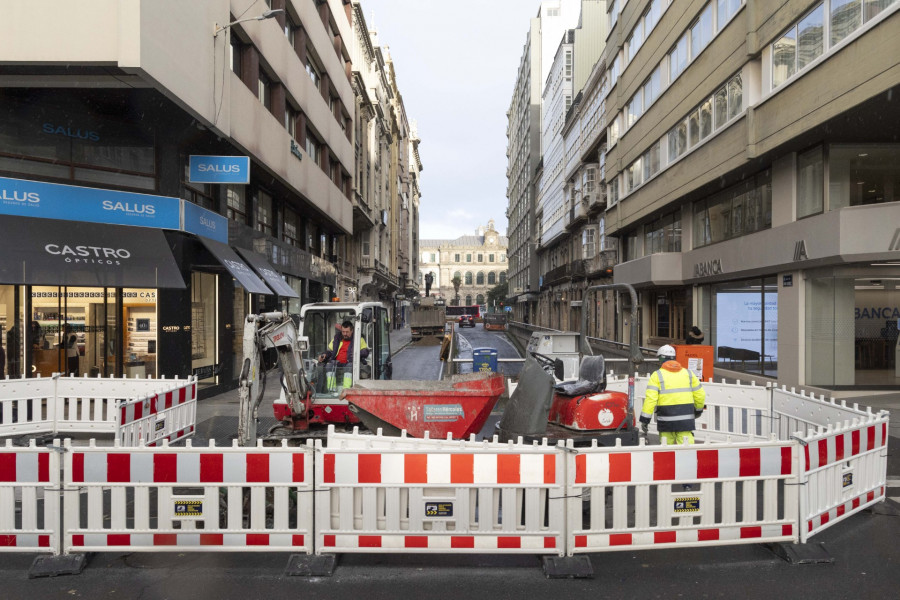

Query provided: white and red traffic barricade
[317,429,566,555]
[799,412,889,542]
[61,438,314,554]
[0,439,60,554]
[116,378,197,446]
[565,436,799,554]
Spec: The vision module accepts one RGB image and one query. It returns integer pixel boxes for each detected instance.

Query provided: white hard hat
[657,344,676,360]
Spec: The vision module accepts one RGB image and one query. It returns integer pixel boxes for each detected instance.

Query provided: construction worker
[639,344,706,445]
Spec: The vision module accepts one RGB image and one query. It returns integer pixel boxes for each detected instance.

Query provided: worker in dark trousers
[639,345,706,445]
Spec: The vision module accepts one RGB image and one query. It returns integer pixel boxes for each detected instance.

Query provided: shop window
[123,288,158,379]
[0,285,24,379]
[191,272,218,387]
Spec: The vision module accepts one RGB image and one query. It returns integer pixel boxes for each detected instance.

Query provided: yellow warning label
[674,497,700,512]
[174,500,203,517]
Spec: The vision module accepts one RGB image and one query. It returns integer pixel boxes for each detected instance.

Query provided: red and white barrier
[565,436,799,554]
[317,429,566,554]
[116,379,197,446]
[0,375,197,447]
[0,439,60,554]
[61,439,314,554]
[799,412,889,542]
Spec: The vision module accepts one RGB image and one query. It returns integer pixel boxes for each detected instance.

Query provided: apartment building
[349,6,422,317]
[506,1,583,324]
[0,0,419,395]
[599,0,900,389]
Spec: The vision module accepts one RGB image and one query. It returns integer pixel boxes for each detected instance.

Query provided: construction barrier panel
[565,437,799,554]
[61,439,314,554]
[0,375,197,446]
[798,411,889,542]
[0,439,60,554]
[116,379,198,447]
[317,428,566,555]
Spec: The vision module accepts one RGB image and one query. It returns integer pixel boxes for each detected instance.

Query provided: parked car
[458,314,475,328]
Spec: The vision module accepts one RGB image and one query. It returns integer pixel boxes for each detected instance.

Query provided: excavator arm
[237,312,311,446]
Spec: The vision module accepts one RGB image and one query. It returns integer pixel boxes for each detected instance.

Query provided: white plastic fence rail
[116,379,198,446]
[0,439,60,554]
[61,438,314,554]
[797,411,889,542]
[565,436,799,554]
[317,427,566,555]
[0,375,197,446]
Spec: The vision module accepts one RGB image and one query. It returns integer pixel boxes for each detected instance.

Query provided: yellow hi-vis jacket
[639,360,706,432]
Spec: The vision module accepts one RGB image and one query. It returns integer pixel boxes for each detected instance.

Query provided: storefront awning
[235,248,300,298]
[196,237,273,295]
[0,215,185,289]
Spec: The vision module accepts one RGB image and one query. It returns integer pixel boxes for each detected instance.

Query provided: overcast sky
[361,0,542,240]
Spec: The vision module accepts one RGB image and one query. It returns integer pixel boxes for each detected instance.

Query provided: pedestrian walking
[639,344,705,445]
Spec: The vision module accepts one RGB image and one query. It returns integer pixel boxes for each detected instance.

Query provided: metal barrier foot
[284,554,337,577]
[28,554,88,578]
[542,555,594,579]
[765,542,834,565]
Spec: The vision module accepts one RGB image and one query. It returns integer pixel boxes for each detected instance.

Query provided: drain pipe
[580,283,643,421]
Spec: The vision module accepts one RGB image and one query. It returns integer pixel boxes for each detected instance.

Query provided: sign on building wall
[182,200,228,243]
[0,176,181,229]
[188,156,250,184]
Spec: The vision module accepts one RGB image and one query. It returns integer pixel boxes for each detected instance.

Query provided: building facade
[0,0,420,395]
[598,0,900,389]
[506,1,585,324]
[420,221,508,309]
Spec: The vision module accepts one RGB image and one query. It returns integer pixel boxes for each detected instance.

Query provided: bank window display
[806,274,900,388]
[191,272,218,387]
[709,278,778,377]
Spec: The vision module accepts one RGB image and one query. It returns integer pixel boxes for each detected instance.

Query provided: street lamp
[214,9,284,37]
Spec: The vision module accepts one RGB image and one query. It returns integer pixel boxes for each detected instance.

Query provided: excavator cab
[298,302,392,403]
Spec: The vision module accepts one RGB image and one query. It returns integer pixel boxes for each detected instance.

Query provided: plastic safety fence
[565,437,799,554]
[116,379,198,447]
[0,375,198,442]
[61,439,314,554]
[694,381,772,442]
[0,439,60,554]
[0,377,56,437]
[799,411,889,543]
[316,428,566,555]
[771,386,871,442]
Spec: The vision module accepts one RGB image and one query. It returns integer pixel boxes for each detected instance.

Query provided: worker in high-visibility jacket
[639,345,706,445]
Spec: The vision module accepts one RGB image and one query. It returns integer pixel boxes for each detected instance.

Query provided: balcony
[587,188,607,214]
[585,249,617,276]
[542,259,587,287]
[565,200,589,231]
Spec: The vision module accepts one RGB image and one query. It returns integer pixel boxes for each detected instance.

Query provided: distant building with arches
[420,220,508,308]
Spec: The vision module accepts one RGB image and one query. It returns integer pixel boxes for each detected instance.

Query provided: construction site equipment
[238,302,393,446]
[409,297,446,340]
[344,372,505,438]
